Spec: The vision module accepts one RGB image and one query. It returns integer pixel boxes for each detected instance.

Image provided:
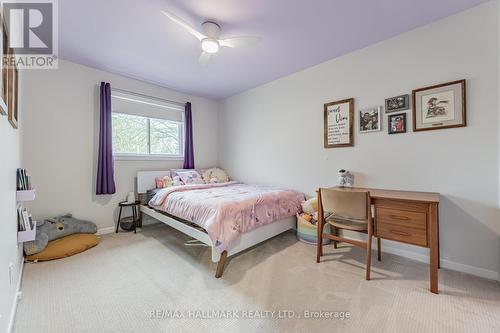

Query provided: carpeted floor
[14,223,500,333]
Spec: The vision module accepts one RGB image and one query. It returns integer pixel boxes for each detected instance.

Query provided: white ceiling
[59,0,488,99]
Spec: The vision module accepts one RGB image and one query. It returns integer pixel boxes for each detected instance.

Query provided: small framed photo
[388,113,407,134]
[412,79,466,132]
[385,94,409,113]
[324,98,354,148]
[359,107,382,133]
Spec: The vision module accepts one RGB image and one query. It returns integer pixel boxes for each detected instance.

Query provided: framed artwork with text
[324,98,354,148]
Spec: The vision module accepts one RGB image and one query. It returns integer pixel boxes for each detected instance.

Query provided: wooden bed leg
[215,251,228,278]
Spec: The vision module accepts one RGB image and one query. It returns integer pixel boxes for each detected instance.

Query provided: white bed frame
[137,171,296,277]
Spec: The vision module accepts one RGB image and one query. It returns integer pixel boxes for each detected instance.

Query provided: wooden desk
[334,187,440,294]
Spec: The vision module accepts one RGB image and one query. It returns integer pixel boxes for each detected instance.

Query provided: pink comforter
[149,182,304,252]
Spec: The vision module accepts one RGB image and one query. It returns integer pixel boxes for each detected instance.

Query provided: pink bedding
[149,181,304,252]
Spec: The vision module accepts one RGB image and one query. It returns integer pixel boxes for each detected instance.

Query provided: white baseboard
[378,242,499,281]
[336,231,499,281]
[7,259,24,333]
[96,226,115,235]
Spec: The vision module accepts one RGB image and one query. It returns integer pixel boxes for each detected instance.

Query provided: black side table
[116,201,141,233]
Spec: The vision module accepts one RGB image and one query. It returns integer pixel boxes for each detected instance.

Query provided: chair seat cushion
[326,214,368,231]
[26,234,100,262]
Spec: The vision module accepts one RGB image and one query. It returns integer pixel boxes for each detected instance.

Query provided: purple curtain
[183,102,195,169]
[96,82,116,195]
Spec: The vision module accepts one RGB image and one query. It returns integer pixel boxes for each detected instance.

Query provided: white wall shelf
[17,221,37,243]
[16,189,35,202]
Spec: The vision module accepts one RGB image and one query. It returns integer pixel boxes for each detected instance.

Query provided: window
[111,90,184,160]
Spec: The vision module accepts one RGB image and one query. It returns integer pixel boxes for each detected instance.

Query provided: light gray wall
[21,60,219,230]
[0,74,23,332]
[219,2,500,278]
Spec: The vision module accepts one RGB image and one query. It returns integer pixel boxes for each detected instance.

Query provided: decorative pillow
[170,169,203,178]
[202,168,230,183]
[177,170,204,185]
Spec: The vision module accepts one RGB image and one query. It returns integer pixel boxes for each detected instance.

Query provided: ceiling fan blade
[219,36,260,48]
[160,10,206,41]
[199,51,212,65]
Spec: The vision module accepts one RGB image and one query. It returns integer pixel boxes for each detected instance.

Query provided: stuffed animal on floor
[24,214,97,255]
[301,197,318,215]
[301,197,319,224]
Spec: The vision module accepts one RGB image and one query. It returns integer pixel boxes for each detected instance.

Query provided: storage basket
[297,213,331,245]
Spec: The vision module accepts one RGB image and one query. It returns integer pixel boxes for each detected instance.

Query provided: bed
[137,170,304,278]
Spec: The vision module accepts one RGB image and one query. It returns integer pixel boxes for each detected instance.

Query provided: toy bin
[297,213,331,245]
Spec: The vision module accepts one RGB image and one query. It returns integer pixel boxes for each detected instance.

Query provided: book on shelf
[22,208,30,231]
[17,207,34,231]
[29,215,34,230]
[16,168,33,191]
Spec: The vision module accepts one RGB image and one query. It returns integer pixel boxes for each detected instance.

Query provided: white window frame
[111,91,185,161]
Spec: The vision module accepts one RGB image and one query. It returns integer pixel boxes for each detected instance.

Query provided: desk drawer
[375,208,427,247]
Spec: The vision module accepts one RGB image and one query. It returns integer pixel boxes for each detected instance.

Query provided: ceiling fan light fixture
[201,38,220,54]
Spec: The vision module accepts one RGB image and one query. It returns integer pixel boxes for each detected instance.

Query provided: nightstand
[116,201,141,233]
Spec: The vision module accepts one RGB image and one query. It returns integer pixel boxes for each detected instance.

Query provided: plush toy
[301,197,318,215]
[172,175,183,186]
[202,168,229,183]
[313,212,318,221]
[162,175,173,187]
[302,213,313,222]
[24,214,97,255]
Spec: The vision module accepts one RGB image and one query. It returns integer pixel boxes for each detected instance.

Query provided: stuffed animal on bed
[24,214,97,255]
[163,175,173,187]
[172,175,183,186]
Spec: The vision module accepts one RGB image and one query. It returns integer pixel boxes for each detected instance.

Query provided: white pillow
[202,168,229,183]
[176,170,204,185]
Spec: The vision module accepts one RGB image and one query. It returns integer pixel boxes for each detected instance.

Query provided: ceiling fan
[160,10,260,65]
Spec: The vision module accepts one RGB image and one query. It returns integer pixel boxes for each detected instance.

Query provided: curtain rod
[97,84,186,107]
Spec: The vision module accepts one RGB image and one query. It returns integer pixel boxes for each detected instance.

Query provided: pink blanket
[149,182,304,252]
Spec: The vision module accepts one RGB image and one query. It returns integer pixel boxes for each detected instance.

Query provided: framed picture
[385,94,409,113]
[0,16,7,116]
[412,80,466,132]
[324,98,354,148]
[388,113,406,134]
[359,107,382,133]
[7,47,18,129]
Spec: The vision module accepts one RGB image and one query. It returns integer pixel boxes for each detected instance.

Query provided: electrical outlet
[8,263,14,285]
